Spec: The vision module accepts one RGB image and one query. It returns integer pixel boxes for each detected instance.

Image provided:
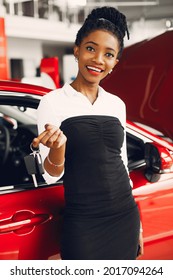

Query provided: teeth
[87,66,102,72]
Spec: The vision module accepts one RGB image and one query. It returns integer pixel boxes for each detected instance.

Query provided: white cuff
[42,170,64,184]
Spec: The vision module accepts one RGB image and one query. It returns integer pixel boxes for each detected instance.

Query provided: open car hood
[101,30,173,140]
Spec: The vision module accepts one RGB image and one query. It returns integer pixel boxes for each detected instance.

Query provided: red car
[101,30,173,140]
[0,80,173,260]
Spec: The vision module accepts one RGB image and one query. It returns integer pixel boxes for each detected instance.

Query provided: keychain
[24,144,44,187]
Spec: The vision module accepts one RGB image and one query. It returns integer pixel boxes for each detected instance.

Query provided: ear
[74,45,79,60]
[109,59,119,74]
[114,59,119,66]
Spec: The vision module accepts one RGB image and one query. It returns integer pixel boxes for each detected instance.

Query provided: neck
[70,80,99,104]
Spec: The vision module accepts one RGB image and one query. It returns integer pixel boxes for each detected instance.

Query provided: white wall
[63,54,78,84]
[7,37,43,77]
[5,14,80,43]
[125,18,167,47]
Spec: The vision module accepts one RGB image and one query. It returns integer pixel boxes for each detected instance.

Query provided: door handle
[0,212,52,234]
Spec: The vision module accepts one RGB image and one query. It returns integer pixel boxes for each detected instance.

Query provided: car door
[0,92,64,260]
[127,128,173,260]
[134,178,173,260]
[0,184,64,260]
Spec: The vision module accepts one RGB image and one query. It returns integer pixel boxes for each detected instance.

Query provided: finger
[46,130,62,147]
[39,128,59,144]
[45,123,59,131]
[57,134,67,148]
[32,127,59,148]
[36,130,49,141]
[48,131,66,149]
[32,130,49,148]
[44,130,65,149]
[141,246,144,255]
[32,137,40,148]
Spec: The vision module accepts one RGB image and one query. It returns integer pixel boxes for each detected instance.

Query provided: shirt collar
[63,82,104,98]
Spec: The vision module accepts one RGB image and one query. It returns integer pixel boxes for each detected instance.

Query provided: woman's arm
[119,99,144,258]
[32,94,67,183]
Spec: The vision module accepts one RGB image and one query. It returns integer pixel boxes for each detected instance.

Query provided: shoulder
[39,85,68,109]
[42,86,65,101]
[99,86,126,109]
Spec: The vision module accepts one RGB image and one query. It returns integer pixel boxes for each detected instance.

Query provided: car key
[35,152,45,175]
[30,143,45,175]
[24,153,38,187]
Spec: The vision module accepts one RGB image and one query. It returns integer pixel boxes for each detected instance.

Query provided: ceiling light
[166,20,172,28]
[67,0,87,7]
[86,1,159,7]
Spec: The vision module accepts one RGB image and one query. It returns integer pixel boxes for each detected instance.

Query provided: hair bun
[87,6,128,39]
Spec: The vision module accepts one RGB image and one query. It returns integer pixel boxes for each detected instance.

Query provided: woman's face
[74,29,119,85]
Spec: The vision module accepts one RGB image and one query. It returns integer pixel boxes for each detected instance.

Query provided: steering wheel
[0,125,10,165]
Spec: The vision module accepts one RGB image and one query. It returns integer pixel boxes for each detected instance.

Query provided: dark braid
[75,6,129,59]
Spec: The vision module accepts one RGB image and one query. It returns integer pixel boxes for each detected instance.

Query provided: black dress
[60,115,140,260]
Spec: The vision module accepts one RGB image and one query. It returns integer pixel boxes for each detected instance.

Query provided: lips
[86,65,104,74]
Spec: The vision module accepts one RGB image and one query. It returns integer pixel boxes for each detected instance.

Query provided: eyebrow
[84,41,116,52]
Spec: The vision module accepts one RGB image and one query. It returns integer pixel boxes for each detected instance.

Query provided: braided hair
[75,6,129,59]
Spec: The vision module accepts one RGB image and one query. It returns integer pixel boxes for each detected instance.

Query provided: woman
[32,6,144,260]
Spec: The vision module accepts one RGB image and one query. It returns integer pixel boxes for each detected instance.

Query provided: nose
[92,52,104,64]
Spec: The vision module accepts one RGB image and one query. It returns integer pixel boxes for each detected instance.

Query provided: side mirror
[144,142,173,182]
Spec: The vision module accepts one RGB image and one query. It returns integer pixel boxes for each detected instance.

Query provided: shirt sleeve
[118,100,133,188]
[37,94,64,184]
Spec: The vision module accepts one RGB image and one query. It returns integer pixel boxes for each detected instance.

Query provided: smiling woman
[32,6,143,260]
[71,30,120,104]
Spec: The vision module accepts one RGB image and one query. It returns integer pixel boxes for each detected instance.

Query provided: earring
[109,69,113,74]
[75,57,78,62]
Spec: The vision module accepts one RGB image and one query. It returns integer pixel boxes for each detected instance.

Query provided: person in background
[32,6,144,260]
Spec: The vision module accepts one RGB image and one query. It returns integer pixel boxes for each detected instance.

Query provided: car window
[16,105,37,120]
[126,132,145,171]
[0,95,45,190]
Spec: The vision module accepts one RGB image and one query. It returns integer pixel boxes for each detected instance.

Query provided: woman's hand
[136,231,144,259]
[32,124,67,150]
[31,124,67,177]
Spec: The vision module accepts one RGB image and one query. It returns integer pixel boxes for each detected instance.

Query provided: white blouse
[37,83,129,184]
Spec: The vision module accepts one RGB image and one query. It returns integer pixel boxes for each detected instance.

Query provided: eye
[105,53,114,58]
[86,46,95,52]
